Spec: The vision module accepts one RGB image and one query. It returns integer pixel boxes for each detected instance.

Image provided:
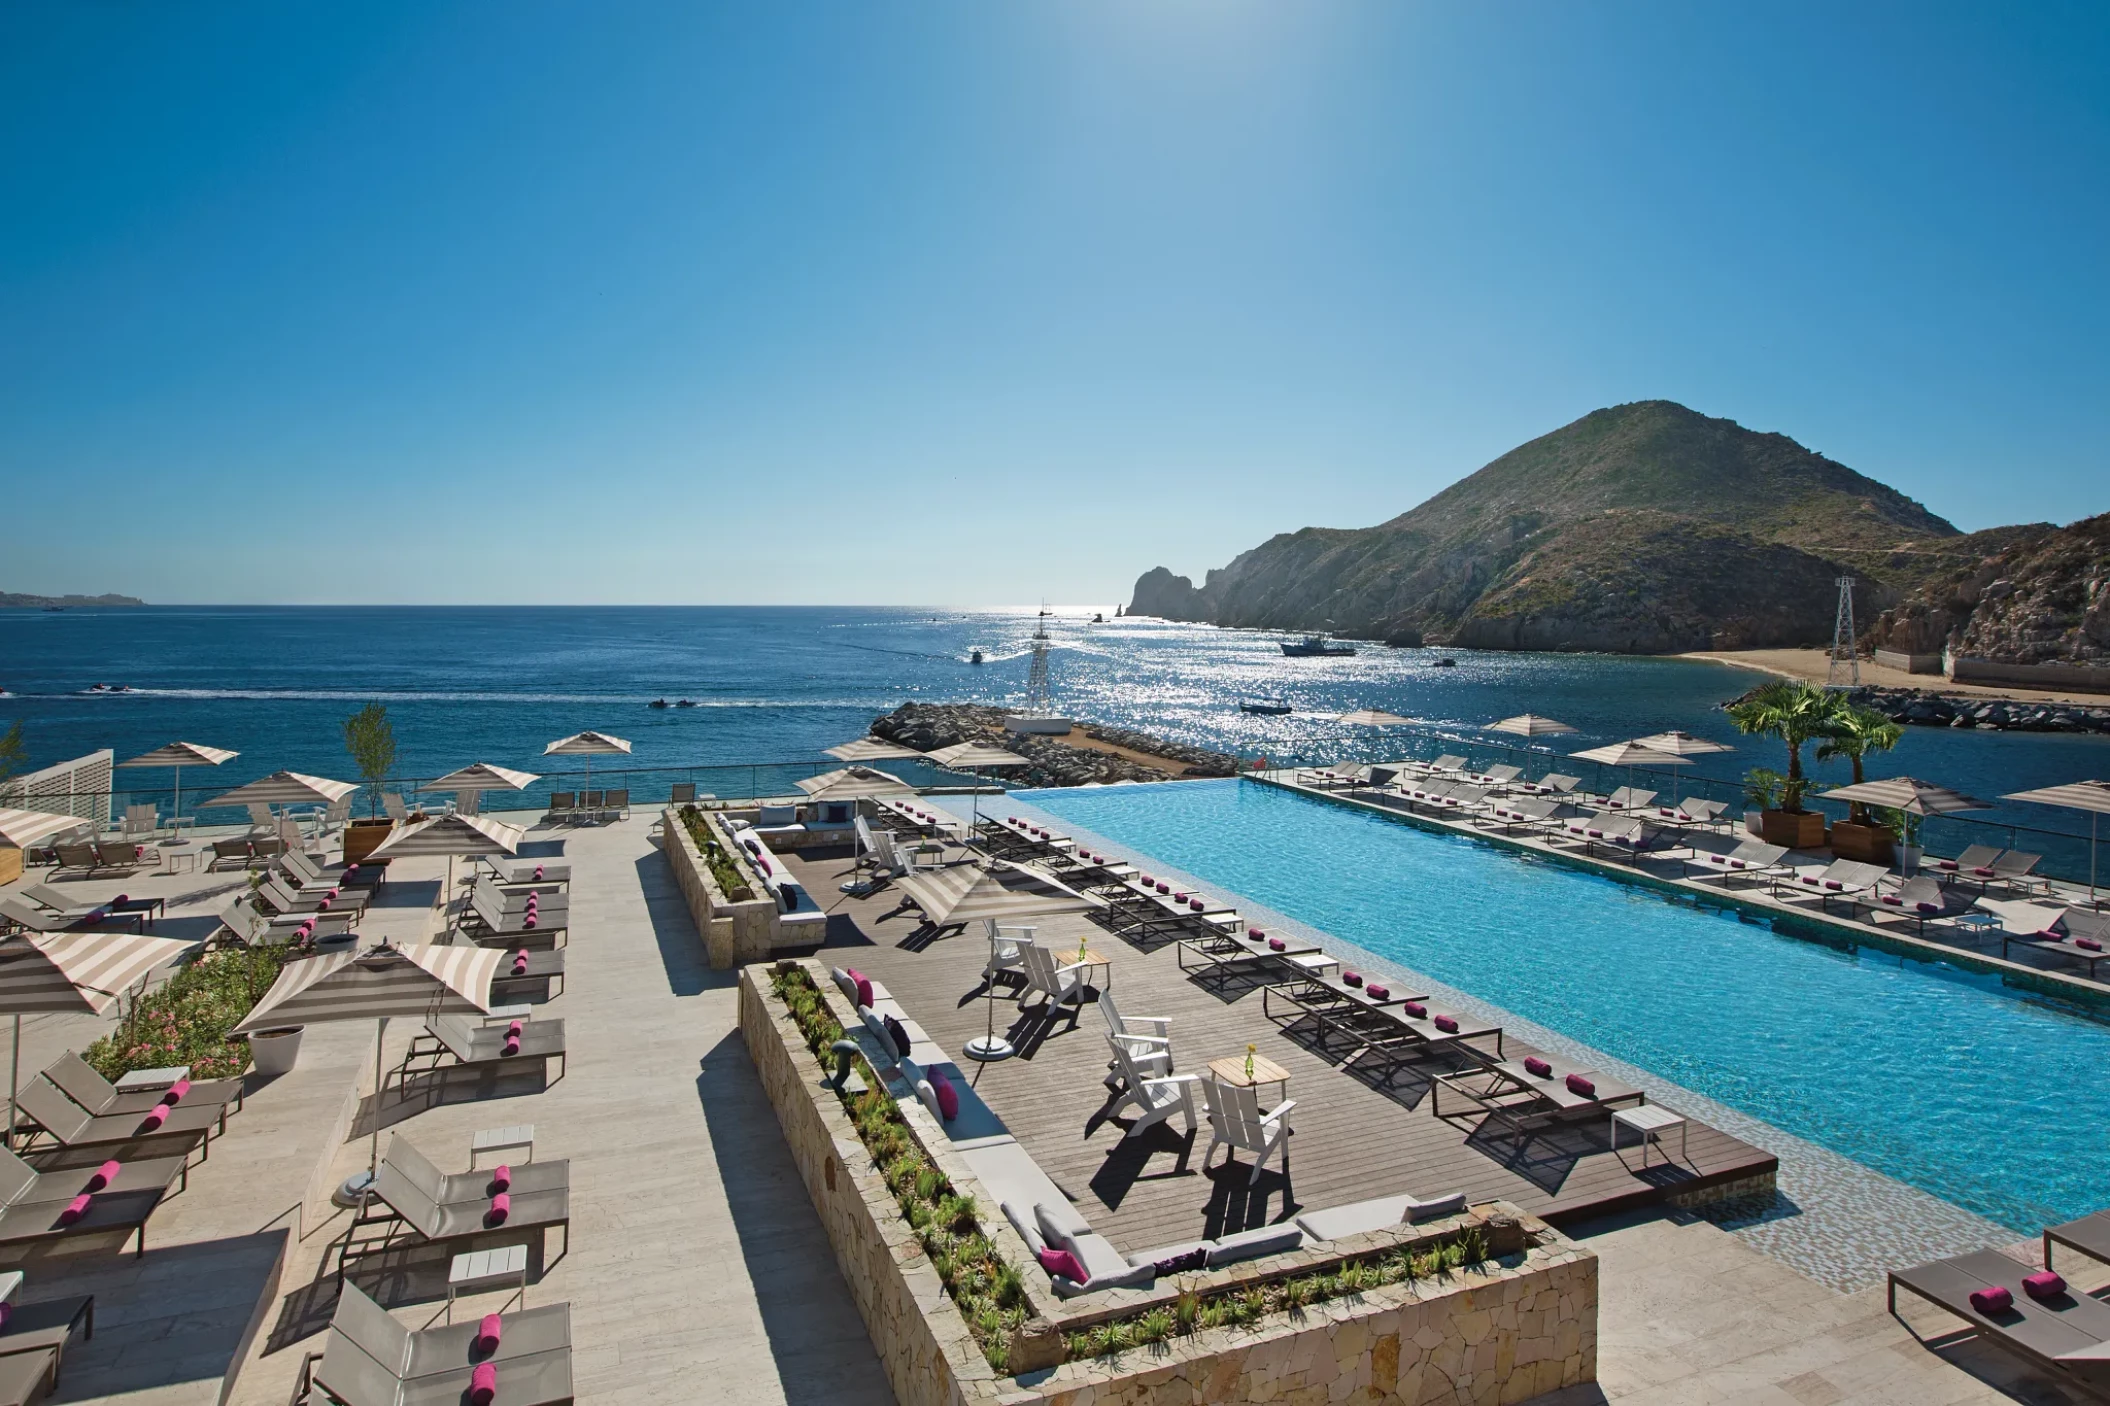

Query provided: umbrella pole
[371,1015,388,1179]
[7,1014,18,1153]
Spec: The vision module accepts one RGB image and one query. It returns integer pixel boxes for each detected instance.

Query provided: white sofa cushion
[1293,1191,1465,1243]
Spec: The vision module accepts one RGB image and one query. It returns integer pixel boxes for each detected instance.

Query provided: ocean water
[1022,778,2110,1234]
[1,605,2103,869]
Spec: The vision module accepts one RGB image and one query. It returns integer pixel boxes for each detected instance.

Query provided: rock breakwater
[870,702,1242,786]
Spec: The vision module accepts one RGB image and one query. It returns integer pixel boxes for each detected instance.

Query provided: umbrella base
[965,1035,1016,1062]
[333,1170,375,1209]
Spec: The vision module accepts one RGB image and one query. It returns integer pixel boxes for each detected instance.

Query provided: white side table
[479,1004,534,1026]
[116,1065,191,1095]
[1611,1105,1688,1168]
[471,1124,535,1168]
[447,1244,528,1320]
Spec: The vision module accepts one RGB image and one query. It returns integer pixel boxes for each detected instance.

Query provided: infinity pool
[1021,778,2110,1233]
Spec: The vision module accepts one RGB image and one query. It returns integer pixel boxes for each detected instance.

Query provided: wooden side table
[1061,949,1111,990]
[1207,1053,1290,1104]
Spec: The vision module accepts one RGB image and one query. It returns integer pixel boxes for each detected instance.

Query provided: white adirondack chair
[1097,991,1171,1085]
[982,921,1034,985]
[1019,942,1092,1011]
[1200,1078,1296,1184]
[1107,1038,1199,1139]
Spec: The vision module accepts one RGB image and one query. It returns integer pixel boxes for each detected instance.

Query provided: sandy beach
[1678,647,2110,705]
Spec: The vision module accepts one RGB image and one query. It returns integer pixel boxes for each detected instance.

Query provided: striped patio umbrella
[825,738,924,763]
[1488,714,1576,738]
[421,762,539,818]
[2003,780,2110,904]
[117,741,239,825]
[924,741,1029,769]
[0,930,195,1148]
[1570,741,1691,801]
[203,770,360,809]
[796,766,916,801]
[543,731,632,808]
[1339,709,1417,727]
[0,807,94,850]
[234,943,499,1184]
[367,813,525,914]
[893,860,1100,931]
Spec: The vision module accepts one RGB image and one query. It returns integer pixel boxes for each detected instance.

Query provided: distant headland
[0,591,145,608]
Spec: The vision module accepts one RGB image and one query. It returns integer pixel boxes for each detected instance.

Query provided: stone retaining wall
[740,959,1600,1406]
[660,807,778,969]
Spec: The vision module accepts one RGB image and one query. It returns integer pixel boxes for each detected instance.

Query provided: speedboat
[1430,658,1457,668]
[85,682,133,694]
[969,649,984,665]
[648,698,670,709]
[1240,701,1293,715]
[674,699,699,708]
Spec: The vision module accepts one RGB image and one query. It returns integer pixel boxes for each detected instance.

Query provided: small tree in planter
[1726,682,1844,848]
[1817,706,1906,862]
[343,703,396,820]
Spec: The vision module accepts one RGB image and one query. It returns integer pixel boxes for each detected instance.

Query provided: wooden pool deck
[781,847,1777,1257]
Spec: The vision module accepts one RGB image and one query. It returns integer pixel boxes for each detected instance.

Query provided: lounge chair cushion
[1035,1198,1092,1246]
[1294,1192,1468,1243]
[1208,1222,1306,1264]
[758,806,797,826]
[1002,1201,1046,1255]
[882,1015,912,1062]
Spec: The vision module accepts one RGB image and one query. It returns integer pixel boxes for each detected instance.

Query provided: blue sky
[3,1,2105,606]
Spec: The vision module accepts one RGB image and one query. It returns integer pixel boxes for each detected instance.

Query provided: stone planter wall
[740,960,1600,1406]
[661,807,778,969]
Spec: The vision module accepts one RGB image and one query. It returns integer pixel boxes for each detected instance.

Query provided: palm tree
[1724,681,1844,813]
[1816,705,1905,824]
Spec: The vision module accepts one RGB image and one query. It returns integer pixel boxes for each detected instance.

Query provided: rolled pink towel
[507,1019,525,1037]
[115,893,128,904]
[502,1036,521,1057]
[532,866,544,880]
[512,957,529,975]
[1173,892,1188,902]
[161,1078,191,1105]
[87,1159,121,1191]
[1403,1001,1427,1018]
[486,1192,511,1225]
[1523,1056,1553,1078]
[58,1193,91,1226]
[1249,928,1266,940]
[470,1360,497,1406]
[1342,971,1362,987]
[1434,1015,1459,1033]
[1365,984,1389,1000]
[317,898,332,912]
[476,1313,504,1352]
[2023,1270,2065,1300]
[0,1304,10,1329]
[1139,874,1154,885]
[138,1106,169,1132]
[490,1164,512,1192]
[1190,898,1206,912]
[514,947,530,964]
[1268,937,1286,952]
[522,915,536,929]
[1155,883,1169,894]
[2078,937,2104,951]
[346,864,359,874]
[327,887,340,900]
[1969,1285,2012,1314]
[1564,1073,1596,1097]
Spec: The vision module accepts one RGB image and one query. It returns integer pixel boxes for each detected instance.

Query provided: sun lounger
[1425,755,1468,776]
[2004,910,2110,980]
[42,1051,242,1119]
[460,888,566,948]
[1683,834,1791,885]
[1858,877,1976,936]
[1177,929,1327,988]
[0,1292,93,1395]
[484,859,570,885]
[1780,858,1890,912]
[212,898,354,949]
[1352,1000,1505,1073]
[0,1143,188,1259]
[383,1136,569,1208]
[490,948,566,1000]
[1477,795,1567,833]
[48,844,119,880]
[2044,1209,2110,1276]
[399,1013,566,1093]
[1601,787,1657,812]
[11,1078,222,1168]
[1987,850,2045,894]
[1106,878,1240,946]
[1261,972,1426,1057]
[338,1157,571,1285]
[1652,797,1728,826]
[17,886,116,921]
[1563,812,1667,859]
[1933,844,2004,879]
[1888,1246,2110,1399]
[282,849,384,891]
[1475,764,1523,787]
[0,895,145,937]
[298,1280,574,1406]
[256,876,367,921]
[1433,1054,1644,1137]
[1520,772,1580,795]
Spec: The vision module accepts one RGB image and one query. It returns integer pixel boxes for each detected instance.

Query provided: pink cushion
[1267,938,1285,951]
[928,1069,960,1121]
[1189,898,1205,912]
[1402,1001,1427,1018]
[1037,1246,1086,1283]
[1365,984,1389,1000]
[490,1164,512,1192]
[1973,866,1995,877]
[502,1036,521,1057]
[1342,971,1362,987]
[2023,1271,2065,1300]
[486,1192,511,1226]
[476,1313,504,1352]
[1968,1285,2012,1314]
[846,969,873,1008]
[161,1078,190,1105]
[87,1159,120,1191]
[2077,937,2103,952]
[1565,1073,1596,1097]
[506,1019,525,1037]
[57,1193,91,1226]
[470,1361,497,1406]
[521,915,536,929]
[1523,1057,1553,1078]
[1434,1015,1459,1033]
[138,1107,168,1132]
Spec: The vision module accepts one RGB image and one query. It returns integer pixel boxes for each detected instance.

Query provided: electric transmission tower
[1827,576,1860,688]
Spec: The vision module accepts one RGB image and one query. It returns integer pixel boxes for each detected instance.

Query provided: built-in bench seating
[729,824,827,934]
[825,966,1463,1299]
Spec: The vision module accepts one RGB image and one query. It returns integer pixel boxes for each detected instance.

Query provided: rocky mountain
[1868,513,2110,665]
[0,591,144,608]
[1127,401,2006,653]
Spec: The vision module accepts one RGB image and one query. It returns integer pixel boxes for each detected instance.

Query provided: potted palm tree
[1725,681,1842,850]
[1818,705,1905,864]
[341,703,398,865]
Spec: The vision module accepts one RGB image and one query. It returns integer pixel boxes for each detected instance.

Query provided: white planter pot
[1744,811,1764,836]
[1900,845,1924,875]
[248,1026,305,1077]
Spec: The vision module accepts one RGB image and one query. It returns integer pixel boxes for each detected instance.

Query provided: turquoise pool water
[1021,778,2110,1234]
